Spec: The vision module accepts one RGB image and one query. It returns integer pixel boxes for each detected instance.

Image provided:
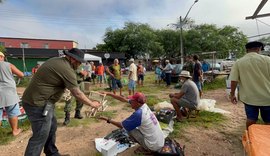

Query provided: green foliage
[97,21,248,60]
[0,45,6,53]
[203,76,226,91]
[0,119,31,145]
[185,24,247,58]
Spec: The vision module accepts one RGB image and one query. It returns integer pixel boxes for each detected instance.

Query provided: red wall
[0,38,74,49]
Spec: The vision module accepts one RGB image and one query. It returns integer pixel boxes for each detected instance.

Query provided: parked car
[171,64,183,83]
[209,62,221,71]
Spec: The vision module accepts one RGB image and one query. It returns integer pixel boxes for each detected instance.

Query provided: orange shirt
[97,65,104,75]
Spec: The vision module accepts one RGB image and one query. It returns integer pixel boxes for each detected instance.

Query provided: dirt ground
[0,87,246,156]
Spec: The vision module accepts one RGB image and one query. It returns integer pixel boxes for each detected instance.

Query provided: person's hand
[199,75,203,82]
[91,101,101,109]
[230,95,238,104]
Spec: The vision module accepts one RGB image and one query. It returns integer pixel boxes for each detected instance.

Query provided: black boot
[63,112,70,125]
[74,110,83,119]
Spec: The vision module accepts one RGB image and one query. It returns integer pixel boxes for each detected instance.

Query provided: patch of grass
[169,111,227,138]
[203,77,226,91]
[146,95,163,107]
[0,118,31,145]
[96,110,118,119]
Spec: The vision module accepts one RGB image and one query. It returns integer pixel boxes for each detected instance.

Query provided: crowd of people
[1,40,270,155]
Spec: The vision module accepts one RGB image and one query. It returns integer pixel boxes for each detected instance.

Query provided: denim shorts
[194,81,202,91]
[112,78,123,89]
[128,79,136,90]
[0,103,20,120]
[244,103,270,123]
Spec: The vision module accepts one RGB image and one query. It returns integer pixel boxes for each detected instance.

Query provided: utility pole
[179,0,199,65]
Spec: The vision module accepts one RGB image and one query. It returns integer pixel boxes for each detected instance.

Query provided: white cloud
[0,0,269,48]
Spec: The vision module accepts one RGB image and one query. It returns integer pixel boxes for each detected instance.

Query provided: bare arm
[103,92,128,103]
[98,116,123,129]
[169,91,185,99]
[10,64,24,78]
[230,81,238,104]
[70,87,101,108]
[106,67,114,77]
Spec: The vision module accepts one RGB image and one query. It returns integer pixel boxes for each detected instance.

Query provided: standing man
[192,54,203,98]
[182,55,194,76]
[163,60,173,87]
[96,62,105,87]
[230,41,270,129]
[128,58,137,95]
[0,51,24,136]
[170,70,200,121]
[22,48,101,156]
[137,60,145,86]
[107,59,123,96]
[63,64,87,125]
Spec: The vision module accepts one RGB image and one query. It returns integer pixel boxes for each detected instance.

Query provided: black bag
[155,137,185,156]
[156,109,175,124]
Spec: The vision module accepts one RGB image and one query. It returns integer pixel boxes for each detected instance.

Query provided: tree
[155,29,179,58]
[96,22,163,59]
[184,24,247,58]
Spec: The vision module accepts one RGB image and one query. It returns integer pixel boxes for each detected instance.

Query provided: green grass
[0,119,31,145]
[203,76,226,91]
[169,111,227,138]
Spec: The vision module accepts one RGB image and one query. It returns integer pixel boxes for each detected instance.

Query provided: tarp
[242,124,270,156]
[84,54,102,63]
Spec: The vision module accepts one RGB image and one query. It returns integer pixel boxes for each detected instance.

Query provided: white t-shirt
[122,104,165,151]
[129,63,137,81]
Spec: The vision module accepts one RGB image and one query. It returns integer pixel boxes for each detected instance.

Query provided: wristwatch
[107,118,111,124]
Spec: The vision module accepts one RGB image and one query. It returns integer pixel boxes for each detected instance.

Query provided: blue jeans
[165,73,171,86]
[23,102,59,156]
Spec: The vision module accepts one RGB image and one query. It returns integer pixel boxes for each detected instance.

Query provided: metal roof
[246,0,270,19]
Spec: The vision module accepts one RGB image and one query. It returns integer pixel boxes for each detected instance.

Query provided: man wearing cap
[128,58,137,95]
[229,41,270,129]
[98,92,164,153]
[170,70,200,121]
[0,51,24,136]
[22,48,101,156]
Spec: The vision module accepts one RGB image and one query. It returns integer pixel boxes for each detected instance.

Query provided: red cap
[128,92,146,104]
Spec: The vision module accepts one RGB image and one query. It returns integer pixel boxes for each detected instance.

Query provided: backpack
[155,137,185,156]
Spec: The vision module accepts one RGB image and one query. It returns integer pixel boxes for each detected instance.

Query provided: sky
[0,0,270,49]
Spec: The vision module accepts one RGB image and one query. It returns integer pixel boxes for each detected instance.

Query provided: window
[0,42,5,46]
[43,43,49,49]
[20,42,29,48]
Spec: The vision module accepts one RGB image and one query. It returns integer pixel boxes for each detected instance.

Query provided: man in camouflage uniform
[63,64,86,125]
[182,55,194,76]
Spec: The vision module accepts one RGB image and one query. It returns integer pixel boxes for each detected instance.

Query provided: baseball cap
[128,92,146,104]
[129,58,134,62]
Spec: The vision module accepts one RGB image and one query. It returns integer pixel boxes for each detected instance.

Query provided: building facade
[0,37,77,49]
